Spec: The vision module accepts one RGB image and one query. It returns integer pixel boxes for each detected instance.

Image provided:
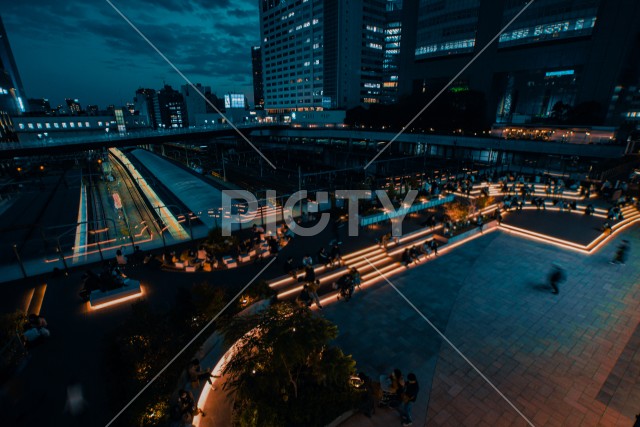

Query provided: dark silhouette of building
[399,0,640,127]
[27,98,52,114]
[65,98,82,115]
[251,46,264,110]
[181,83,211,127]
[153,85,186,128]
[134,88,157,128]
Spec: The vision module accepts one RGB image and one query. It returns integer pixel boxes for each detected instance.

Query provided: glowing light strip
[516,205,607,219]
[29,284,47,315]
[348,252,388,268]
[72,184,88,263]
[361,262,405,281]
[500,224,585,250]
[22,288,35,313]
[278,268,351,298]
[269,265,330,288]
[89,286,144,311]
[589,218,640,252]
[341,244,386,261]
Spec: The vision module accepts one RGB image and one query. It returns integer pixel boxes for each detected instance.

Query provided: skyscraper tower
[259,0,387,113]
[0,15,27,115]
[251,46,264,110]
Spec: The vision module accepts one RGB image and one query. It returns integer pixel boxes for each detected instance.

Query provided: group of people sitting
[401,240,438,267]
[159,246,219,272]
[317,243,343,268]
[78,261,130,301]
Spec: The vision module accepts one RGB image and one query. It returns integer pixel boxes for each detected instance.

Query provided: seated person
[301,265,315,283]
[402,248,413,267]
[337,274,354,301]
[318,247,331,266]
[196,246,209,262]
[409,246,420,262]
[187,359,213,386]
[115,249,127,266]
[330,243,342,266]
[283,257,297,278]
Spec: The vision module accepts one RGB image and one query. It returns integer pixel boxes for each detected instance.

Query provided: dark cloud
[0,0,259,106]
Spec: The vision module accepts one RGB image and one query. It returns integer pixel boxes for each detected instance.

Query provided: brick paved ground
[330,227,640,427]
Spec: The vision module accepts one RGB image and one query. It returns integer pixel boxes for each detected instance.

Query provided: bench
[90,279,142,308]
[222,256,237,269]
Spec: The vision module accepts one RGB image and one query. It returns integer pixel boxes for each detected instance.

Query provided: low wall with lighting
[89,279,142,310]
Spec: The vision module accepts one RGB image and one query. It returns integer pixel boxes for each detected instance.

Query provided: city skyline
[0,0,259,109]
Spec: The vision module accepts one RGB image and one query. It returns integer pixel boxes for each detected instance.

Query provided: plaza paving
[325,228,640,426]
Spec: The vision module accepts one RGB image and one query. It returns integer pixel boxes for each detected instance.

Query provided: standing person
[301,253,313,267]
[548,263,565,294]
[351,267,362,291]
[298,284,312,307]
[611,240,630,265]
[308,279,323,309]
[301,265,316,283]
[283,257,296,279]
[330,243,342,267]
[318,247,331,266]
[429,239,439,256]
[477,216,484,233]
[400,373,419,426]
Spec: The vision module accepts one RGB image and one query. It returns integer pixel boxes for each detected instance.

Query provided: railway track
[108,152,162,241]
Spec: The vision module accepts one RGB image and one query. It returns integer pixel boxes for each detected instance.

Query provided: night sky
[0,0,259,109]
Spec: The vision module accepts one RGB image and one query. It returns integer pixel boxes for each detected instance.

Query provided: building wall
[400,0,640,126]
[0,16,26,115]
[252,46,265,109]
[260,0,388,112]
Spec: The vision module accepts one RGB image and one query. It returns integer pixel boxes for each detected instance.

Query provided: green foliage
[205,226,238,255]
[104,282,225,426]
[0,310,26,382]
[223,302,358,427]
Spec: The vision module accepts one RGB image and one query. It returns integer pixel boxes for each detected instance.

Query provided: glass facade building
[401,0,640,126]
[259,0,391,112]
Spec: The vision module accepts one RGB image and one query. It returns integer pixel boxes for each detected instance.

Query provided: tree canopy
[222,302,358,427]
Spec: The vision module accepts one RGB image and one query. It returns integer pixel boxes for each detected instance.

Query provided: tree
[222,302,358,427]
[444,199,471,224]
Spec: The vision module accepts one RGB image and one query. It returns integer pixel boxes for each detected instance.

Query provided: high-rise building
[0,15,26,116]
[251,46,264,109]
[0,15,25,141]
[153,85,186,128]
[134,88,157,128]
[181,83,211,127]
[381,0,403,104]
[259,0,387,113]
[65,98,82,115]
[400,0,640,126]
